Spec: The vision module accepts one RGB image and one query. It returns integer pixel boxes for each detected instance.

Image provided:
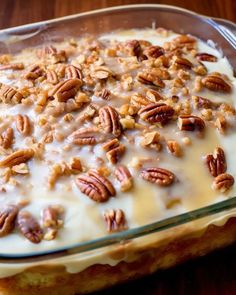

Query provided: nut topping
[138,103,174,124]
[172,56,193,69]
[205,147,227,177]
[167,140,182,157]
[102,138,125,164]
[196,53,217,62]
[24,64,44,80]
[0,127,14,149]
[0,83,23,104]
[212,173,234,193]
[0,149,34,168]
[76,169,116,202]
[0,205,19,237]
[42,205,64,229]
[69,127,99,145]
[16,114,31,136]
[143,45,165,59]
[114,165,133,192]
[65,65,82,80]
[0,63,24,71]
[99,106,122,137]
[178,115,205,132]
[49,78,82,102]
[103,209,126,232]
[137,71,165,88]
[46,69,58,84]
[140,167,175,186]
[202,73,231,93]
[17,211,43,244]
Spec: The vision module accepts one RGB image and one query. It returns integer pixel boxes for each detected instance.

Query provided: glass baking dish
[0,4,235,294]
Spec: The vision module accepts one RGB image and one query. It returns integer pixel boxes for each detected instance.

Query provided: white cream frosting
[0,28,235,278]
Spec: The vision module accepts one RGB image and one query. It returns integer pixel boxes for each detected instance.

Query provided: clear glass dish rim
[0,4,235,263]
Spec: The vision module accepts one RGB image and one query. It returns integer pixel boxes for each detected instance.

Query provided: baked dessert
[0,26,235,294]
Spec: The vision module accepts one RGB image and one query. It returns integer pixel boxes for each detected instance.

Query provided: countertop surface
[0,1,235,294]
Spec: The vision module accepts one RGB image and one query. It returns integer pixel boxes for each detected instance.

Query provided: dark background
[0,0,235,294]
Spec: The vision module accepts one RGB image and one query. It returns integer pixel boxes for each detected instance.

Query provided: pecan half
[0,63,24,71]
[0,149,34,167]
[178,115,205,132]
[137,71,165,88]
[202,73,231,93]
[49,78,82,102]
[17,211,43,244]
[138,103,174,124]
[46,69,58,84]
[0,205,19,237]
[125,40,142,57]
[42,205,64,229]
[103,209,126,232]
[0,127,14,149]
[65,65,82,80]
[140,167,175,186]
[172,35,196,49]
[98,88,111,100]
[103,138,125,164]
[167,140,182,157]
[16,114,31,136]
[212,173,234,193]
[192,95,218,109]
[99,106,122,137]
[143,45,165,59]
[76,169,116,202]
[196,53,217,62]
[69,127,99,145]
[38,45,66,64]
[24,64,44,80]
[172,56,193,69]
[205,147,227,177]
[114,165,133,192]
[0,83,23,104]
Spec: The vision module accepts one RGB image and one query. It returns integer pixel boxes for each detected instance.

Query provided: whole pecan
[69,127,99,145]
[103,209,126,232]
[16,114,31,136]
[99,106,122,137]
[172,56,193,69]
[103,138,125,164]
[143,45,165,59]
[65,65,82,80]
[76,169,116,202]
[178,115,205,132]
[0,127,14,149]
[137,71,165,88]
[140,167,175,186]
[49,78,82,102]
[0,205,19,237]
[138,103,174,124]
[114,165,133,191]
[0,83,23,104]
[202,73,231,93]
[46,69,58,84]
[0,149,34,167]
[205,147,227,177]
[17,211,43,244]
[196,53,217,62]
[24,64,44,80]
[212,173,234,193]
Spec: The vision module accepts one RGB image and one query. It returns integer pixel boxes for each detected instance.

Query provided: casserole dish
[0,4,235,295]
